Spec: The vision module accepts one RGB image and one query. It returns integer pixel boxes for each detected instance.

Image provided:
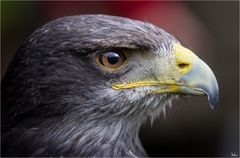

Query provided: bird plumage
[1,14,218,157]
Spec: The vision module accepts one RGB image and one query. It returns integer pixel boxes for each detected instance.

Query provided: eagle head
[2,14,219,157]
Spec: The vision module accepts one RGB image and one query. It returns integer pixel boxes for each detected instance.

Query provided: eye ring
[97,50,127,70]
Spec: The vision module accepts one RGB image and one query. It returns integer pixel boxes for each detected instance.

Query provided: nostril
[178,63,189,69]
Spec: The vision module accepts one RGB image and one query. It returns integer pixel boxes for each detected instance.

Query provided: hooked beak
[112,44,219,110]
[174,44,219,109]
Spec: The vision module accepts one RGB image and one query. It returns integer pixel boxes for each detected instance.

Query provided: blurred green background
[1,1,239,157]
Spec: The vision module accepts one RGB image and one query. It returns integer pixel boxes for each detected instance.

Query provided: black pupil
[105,52,119,64]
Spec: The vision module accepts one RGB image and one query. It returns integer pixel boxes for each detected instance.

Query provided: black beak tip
[208,92,219,110]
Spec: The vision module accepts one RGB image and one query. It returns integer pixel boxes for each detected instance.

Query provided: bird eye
[98,50,126,69]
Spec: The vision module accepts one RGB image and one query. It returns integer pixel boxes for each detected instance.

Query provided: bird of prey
[1,14,219,157]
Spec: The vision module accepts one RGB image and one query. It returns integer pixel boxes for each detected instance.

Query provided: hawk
[2,14,219,157]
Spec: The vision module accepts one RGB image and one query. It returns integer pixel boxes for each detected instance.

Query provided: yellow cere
[173,44,197,75]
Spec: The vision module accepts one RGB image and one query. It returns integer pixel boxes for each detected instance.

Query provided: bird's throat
[69,118,148,157]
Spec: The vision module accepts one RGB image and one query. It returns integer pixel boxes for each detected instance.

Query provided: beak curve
[177,57,219,109]
[174,44,219,109]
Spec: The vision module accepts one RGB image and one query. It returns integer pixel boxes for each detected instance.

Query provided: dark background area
[1,1,239,157]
